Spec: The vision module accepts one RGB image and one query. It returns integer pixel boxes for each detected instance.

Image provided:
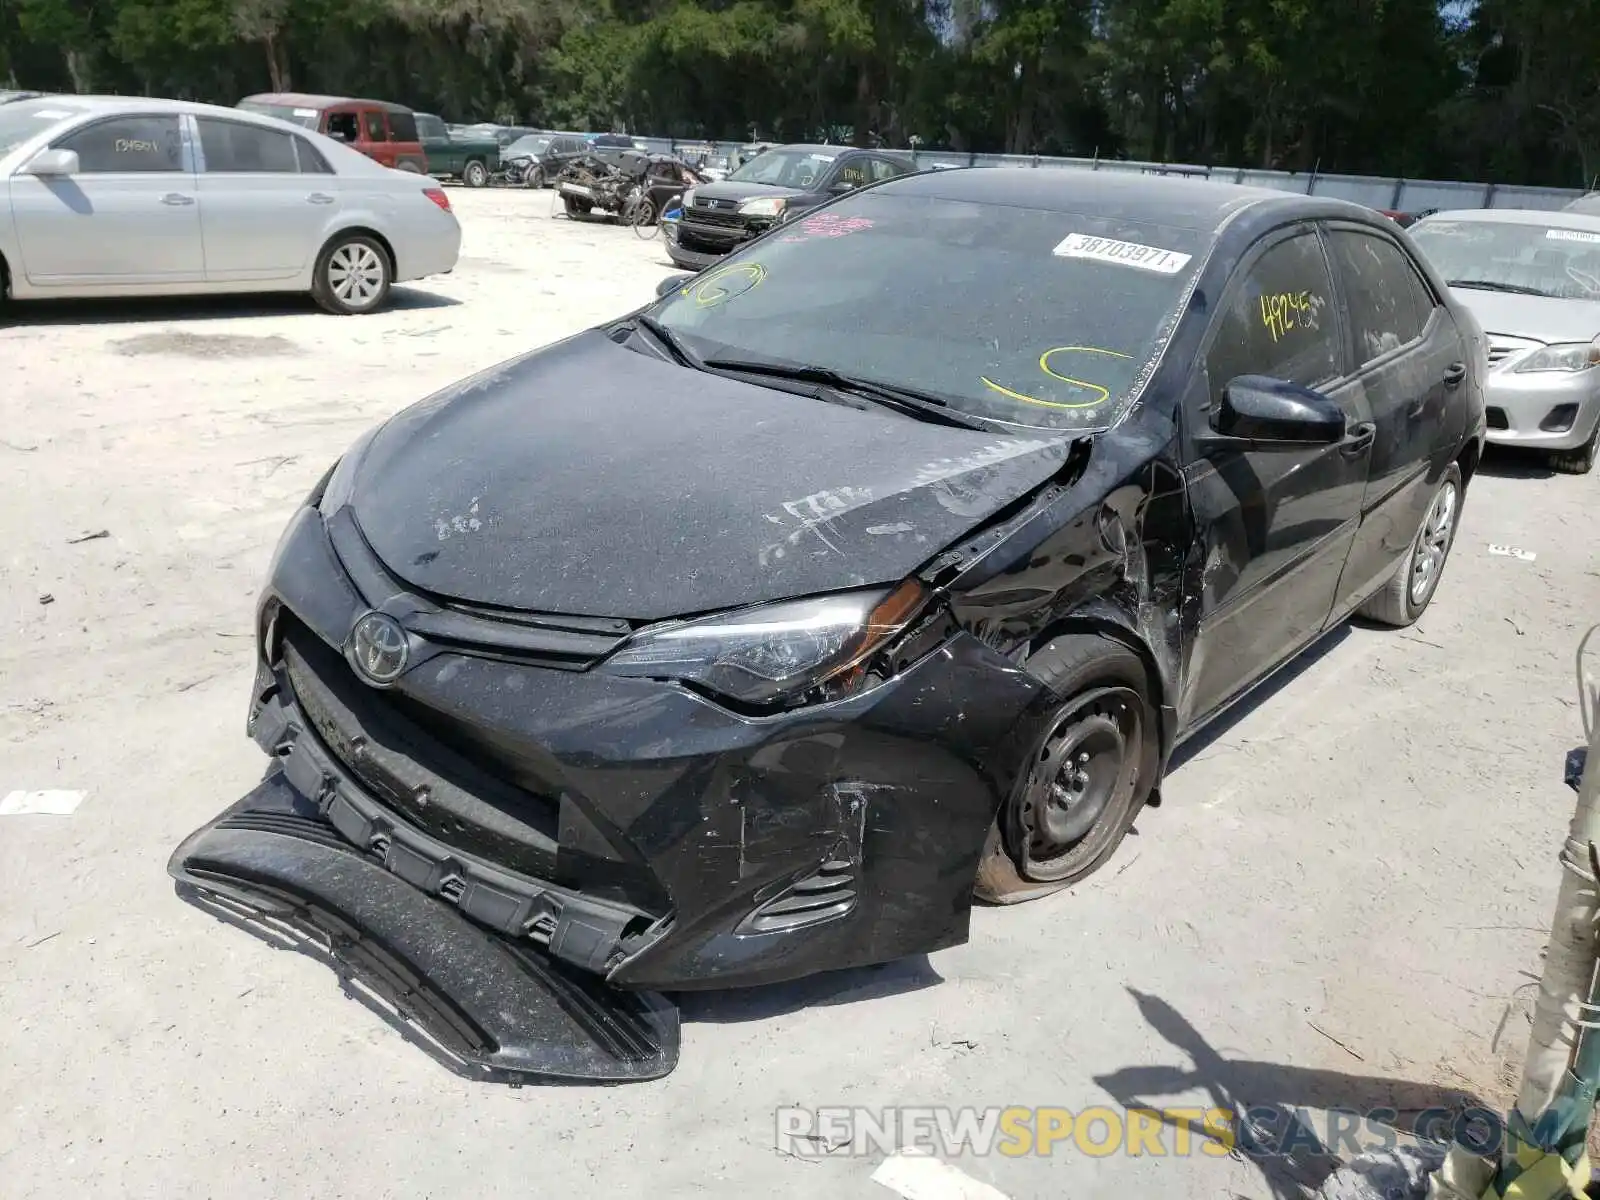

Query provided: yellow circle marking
[980,345,1132,409]
[685,261,767,307]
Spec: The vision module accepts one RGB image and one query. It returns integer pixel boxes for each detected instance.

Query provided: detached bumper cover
[169,775,679,1083]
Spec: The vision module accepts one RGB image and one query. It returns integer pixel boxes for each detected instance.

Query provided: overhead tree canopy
[0,0,1593,186]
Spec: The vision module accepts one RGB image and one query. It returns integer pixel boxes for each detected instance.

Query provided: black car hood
[691,179,807,204]
[347,332,1076,621]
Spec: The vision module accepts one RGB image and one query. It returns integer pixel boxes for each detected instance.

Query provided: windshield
[506,136,550,156]
[1410,218,1600,300]
[648,191,1204,432]
[0,99,89,155]
[727,148,840,188]
[236,101,319,130]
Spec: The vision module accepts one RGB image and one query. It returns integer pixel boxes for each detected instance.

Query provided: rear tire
[973,634,1156,903]
[1550,422,1599,475]
[396,161,423,174]
[1357,462,1463,627]
[462,159,489,188]
[311,234,392,315]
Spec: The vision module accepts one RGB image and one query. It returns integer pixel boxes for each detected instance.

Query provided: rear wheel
[1551,422,1599,475]
[974,634,1156,903]
[311,234,391,315]
[395,161,423,174]
[462,159,489,188]
[1357,462,1463,627]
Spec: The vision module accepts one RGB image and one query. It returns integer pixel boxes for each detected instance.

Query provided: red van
[237,93,429,173]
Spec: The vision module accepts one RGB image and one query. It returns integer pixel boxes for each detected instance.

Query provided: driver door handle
[1442,361,1467,389]
[1341,421,1376,458]
[307,193,335,204]
[160,192,195,206]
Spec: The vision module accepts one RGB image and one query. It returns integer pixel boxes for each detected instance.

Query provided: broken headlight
[602,580,927,707]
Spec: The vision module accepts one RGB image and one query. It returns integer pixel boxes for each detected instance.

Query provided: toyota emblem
[348,611,409,685]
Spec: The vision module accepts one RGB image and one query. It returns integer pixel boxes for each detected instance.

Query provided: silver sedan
[1410,207,1600,474]
[0,95,461,314]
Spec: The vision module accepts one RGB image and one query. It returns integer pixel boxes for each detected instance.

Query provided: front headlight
[1514,340,1600,373]
[602,580,928,707]
[738,196,787,218]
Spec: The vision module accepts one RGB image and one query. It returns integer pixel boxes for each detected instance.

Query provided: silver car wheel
[1409,478,1458,605]
[327,244,385,309]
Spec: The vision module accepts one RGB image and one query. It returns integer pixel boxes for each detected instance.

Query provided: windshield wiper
[701,357,987,429]
[1445,278,1552,297]
[634,314,706,369]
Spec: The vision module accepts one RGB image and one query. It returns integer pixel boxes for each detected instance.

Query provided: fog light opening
[1541,403,1579,433]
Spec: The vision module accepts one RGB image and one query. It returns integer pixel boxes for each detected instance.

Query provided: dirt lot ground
[2,187,1598,1200]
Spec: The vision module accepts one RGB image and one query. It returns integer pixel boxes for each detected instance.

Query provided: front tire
[523,165,544,189]
[974,634,1156,903]
[1551,421,1599,475]
[312,234,392,315]
[1357,462,1464,627]
[563,196,593,217]
[462,159,489,188]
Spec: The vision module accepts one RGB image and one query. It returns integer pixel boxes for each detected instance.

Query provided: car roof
[1419,206,1600,230]
[869,166,1381,232]
[1,94,369,126]
[240,92,413,114]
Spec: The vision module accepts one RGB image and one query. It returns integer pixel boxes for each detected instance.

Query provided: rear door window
[326,111,359,143]
[1326,230,1434,367]
[1206,230,1342,390]
[56,115,183,173]
[387,111,418,143]
[196,118,298,173]
[362,110,388,142]
[869,156,910,182]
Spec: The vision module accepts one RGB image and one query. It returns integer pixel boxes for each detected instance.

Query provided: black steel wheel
[974,634,1156,903]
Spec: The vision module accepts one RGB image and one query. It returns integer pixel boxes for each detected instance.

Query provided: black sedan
[171,168,1485,1084]
[665,142,917,269]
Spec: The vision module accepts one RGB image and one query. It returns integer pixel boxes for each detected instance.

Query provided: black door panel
[1179,226,1374,727]
[1323,225,1466,614]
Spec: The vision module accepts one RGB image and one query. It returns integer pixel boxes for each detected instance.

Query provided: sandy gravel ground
[1,188,1598,1200]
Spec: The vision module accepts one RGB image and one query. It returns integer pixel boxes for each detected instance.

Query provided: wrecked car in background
[556,149,705,223]
[170,168,1485,1084]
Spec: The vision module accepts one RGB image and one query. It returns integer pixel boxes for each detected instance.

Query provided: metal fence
[617,135,1586,212]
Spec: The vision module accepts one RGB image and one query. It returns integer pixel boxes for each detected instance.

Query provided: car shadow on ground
[676,954,943,1024]
[1475,444,1556,480]
[1166,625,1352,775]
[3,286,460,326]
[1095,990,1486,1198]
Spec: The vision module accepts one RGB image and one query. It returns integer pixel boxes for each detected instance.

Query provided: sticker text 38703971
[1052,233,1193,275]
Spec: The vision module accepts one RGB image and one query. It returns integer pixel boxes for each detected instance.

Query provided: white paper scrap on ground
[871,1150,1012,1200]
[1,790,85,816]
[1487,544,1537,562]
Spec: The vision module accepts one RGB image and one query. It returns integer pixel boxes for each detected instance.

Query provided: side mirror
[829,180,855,194]
[1212,375,1346,445]
[655,272,693,298]
[21,148,79,177]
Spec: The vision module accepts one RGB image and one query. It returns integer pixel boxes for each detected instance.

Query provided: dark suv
[502,133,589,188]
[665,143,916,270]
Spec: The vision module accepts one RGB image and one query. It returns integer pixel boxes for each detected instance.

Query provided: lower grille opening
[1486,407,1509,430]
[737,858,858,935]
[275,615,562,879]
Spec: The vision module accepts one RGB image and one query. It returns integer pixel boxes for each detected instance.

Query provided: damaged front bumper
[172,503,1046,1020]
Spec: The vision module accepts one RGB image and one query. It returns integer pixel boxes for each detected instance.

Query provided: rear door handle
[307,192,335,204]
[161,192,195,206]
[1442,361,1467,389]
[1341,422,1376,458]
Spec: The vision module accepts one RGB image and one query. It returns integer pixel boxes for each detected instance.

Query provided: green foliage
[0,0,1591,184]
